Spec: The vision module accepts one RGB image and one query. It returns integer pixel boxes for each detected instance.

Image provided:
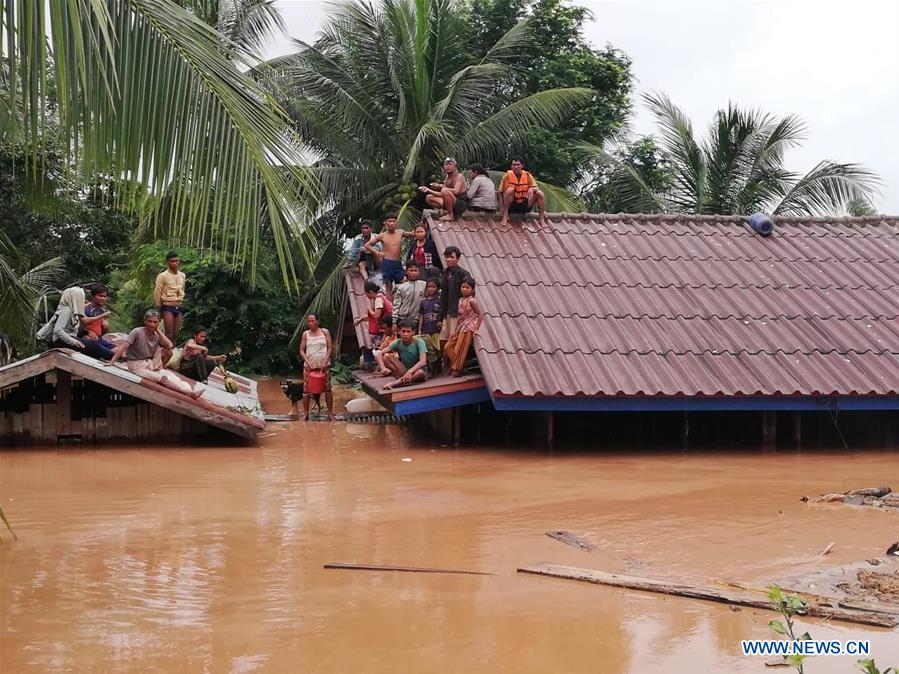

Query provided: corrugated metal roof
[427,213,899,399]
[345,270,374,349]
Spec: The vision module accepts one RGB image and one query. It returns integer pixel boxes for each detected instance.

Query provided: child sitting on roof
[443,277,483,377]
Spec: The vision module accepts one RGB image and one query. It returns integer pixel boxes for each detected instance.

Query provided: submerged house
[0,349,264,445]
[342,212,899,446]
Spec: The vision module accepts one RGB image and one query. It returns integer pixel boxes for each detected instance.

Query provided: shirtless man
[419,157,468,221]
[364,213,411,295]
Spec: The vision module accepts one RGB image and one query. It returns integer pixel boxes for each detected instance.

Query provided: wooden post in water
[762,411,776,450]
[452,406,461,447]
[792,411,802,448]
[55,371,74,439]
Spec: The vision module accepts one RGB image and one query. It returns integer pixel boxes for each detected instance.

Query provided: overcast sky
[267,0,899,213]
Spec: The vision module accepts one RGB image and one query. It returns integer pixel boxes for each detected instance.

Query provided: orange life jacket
[505,170,533,203]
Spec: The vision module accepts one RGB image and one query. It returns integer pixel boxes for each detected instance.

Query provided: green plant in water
[767,585,811,673]
[767,585,895,674]
[0,503,17,542]
[330,360,357,386]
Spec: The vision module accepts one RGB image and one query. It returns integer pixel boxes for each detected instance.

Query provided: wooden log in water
[546,530,595,552]
[517,563,899,628]
[324,562,496,576]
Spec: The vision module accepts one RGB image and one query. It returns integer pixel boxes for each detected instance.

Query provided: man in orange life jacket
[499,158,547,227]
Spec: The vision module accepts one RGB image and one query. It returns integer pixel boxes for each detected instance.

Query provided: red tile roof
[427,213,899,399]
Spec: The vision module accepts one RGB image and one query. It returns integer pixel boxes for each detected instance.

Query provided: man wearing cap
[419,157,469,221]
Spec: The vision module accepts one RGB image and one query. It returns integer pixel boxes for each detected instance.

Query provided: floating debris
[801,486,899,511]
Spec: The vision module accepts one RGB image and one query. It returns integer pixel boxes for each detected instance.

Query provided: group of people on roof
[415,157,549,227]
[37,252,227,401]
[297,157,553,414]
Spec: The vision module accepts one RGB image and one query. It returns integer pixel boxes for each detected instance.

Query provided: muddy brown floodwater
[1,385,898,673]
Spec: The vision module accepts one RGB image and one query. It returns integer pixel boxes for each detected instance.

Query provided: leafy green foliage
[110,241,303,374]
[330,360,357,386]
[857,659,897,674]
[767,586,895,674]
[0,0,319,284]
[602,93,879,215]
[582,136,673,213]
[462,0,633,188]
[264,0,591,223]
[1,148,132,287]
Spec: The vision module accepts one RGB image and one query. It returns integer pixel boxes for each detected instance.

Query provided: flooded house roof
[427,213,899,412]
[0,349,264,442]
[345,270,489,413]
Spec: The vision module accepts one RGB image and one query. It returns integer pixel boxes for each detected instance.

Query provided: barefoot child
[444,277,483,377]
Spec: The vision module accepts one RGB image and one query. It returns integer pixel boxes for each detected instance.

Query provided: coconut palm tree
[264,0,592,315]
[182,0,286,58]
[0,0,318,284]
[595,93,878,216]
[265,0,591,218]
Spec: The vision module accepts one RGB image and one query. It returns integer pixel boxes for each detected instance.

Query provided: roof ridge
[476,346,899,357]
[480,280,899,291]
[482,312,899,322]
[468,252,896,264]
[429,211,899,224]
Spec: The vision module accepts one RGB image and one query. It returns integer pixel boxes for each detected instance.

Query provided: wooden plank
[324,562,495,576]
[56,371,73,437]
[517,563,899,628]
[0,352,57,390]
[546,530,595,552]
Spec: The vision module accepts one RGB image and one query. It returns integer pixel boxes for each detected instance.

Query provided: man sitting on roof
[500,158,547,227]
[106,309,203,399]
[375,319,429,390]
[418,157,468,222]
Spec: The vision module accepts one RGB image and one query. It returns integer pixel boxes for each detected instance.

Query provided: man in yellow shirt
[499,158,547,227]
[154,251,186,343]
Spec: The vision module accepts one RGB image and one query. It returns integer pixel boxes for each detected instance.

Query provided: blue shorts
[160,304,184,316]
[381,258,405,283]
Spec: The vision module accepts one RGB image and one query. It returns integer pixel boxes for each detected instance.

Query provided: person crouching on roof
[500,158,547,227]
[444,277,483,377]
[107,309,203,399]
[418,157,469,222]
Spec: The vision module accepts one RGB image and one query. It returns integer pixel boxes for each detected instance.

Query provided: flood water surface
[2,415,898,673]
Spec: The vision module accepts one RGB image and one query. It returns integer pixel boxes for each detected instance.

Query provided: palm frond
[642,92,707,212]
[456,87,593,164]
[771,161,880,216]
[1,0,319,285]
